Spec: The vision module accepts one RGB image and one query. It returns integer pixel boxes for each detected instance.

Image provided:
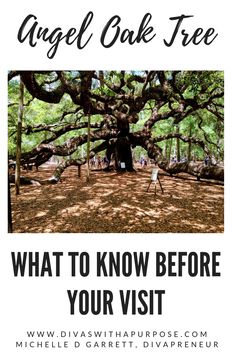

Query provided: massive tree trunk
[114,136,134,171]
[105,113,135,171]
[104,136,134,171]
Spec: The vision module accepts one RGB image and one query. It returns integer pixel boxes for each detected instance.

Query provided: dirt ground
[10,164,224,233]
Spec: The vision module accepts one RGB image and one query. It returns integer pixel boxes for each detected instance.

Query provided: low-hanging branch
[19,128,119,164]
[10,141,109,185]
[158,160,224,182]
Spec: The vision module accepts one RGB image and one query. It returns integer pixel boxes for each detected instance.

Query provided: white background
[0,0,234,352]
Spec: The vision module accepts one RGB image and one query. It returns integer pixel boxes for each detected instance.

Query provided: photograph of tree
[8,71,224,233]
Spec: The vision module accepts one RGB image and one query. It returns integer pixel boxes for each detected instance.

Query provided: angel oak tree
[8,71,224,182]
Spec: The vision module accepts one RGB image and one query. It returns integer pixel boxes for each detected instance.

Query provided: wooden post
[176,124,180,162]
[15,78,24,195]
[187,123,192,162]
[78,165,81,178]
[86,113,91,182]
[8,176,13,232]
